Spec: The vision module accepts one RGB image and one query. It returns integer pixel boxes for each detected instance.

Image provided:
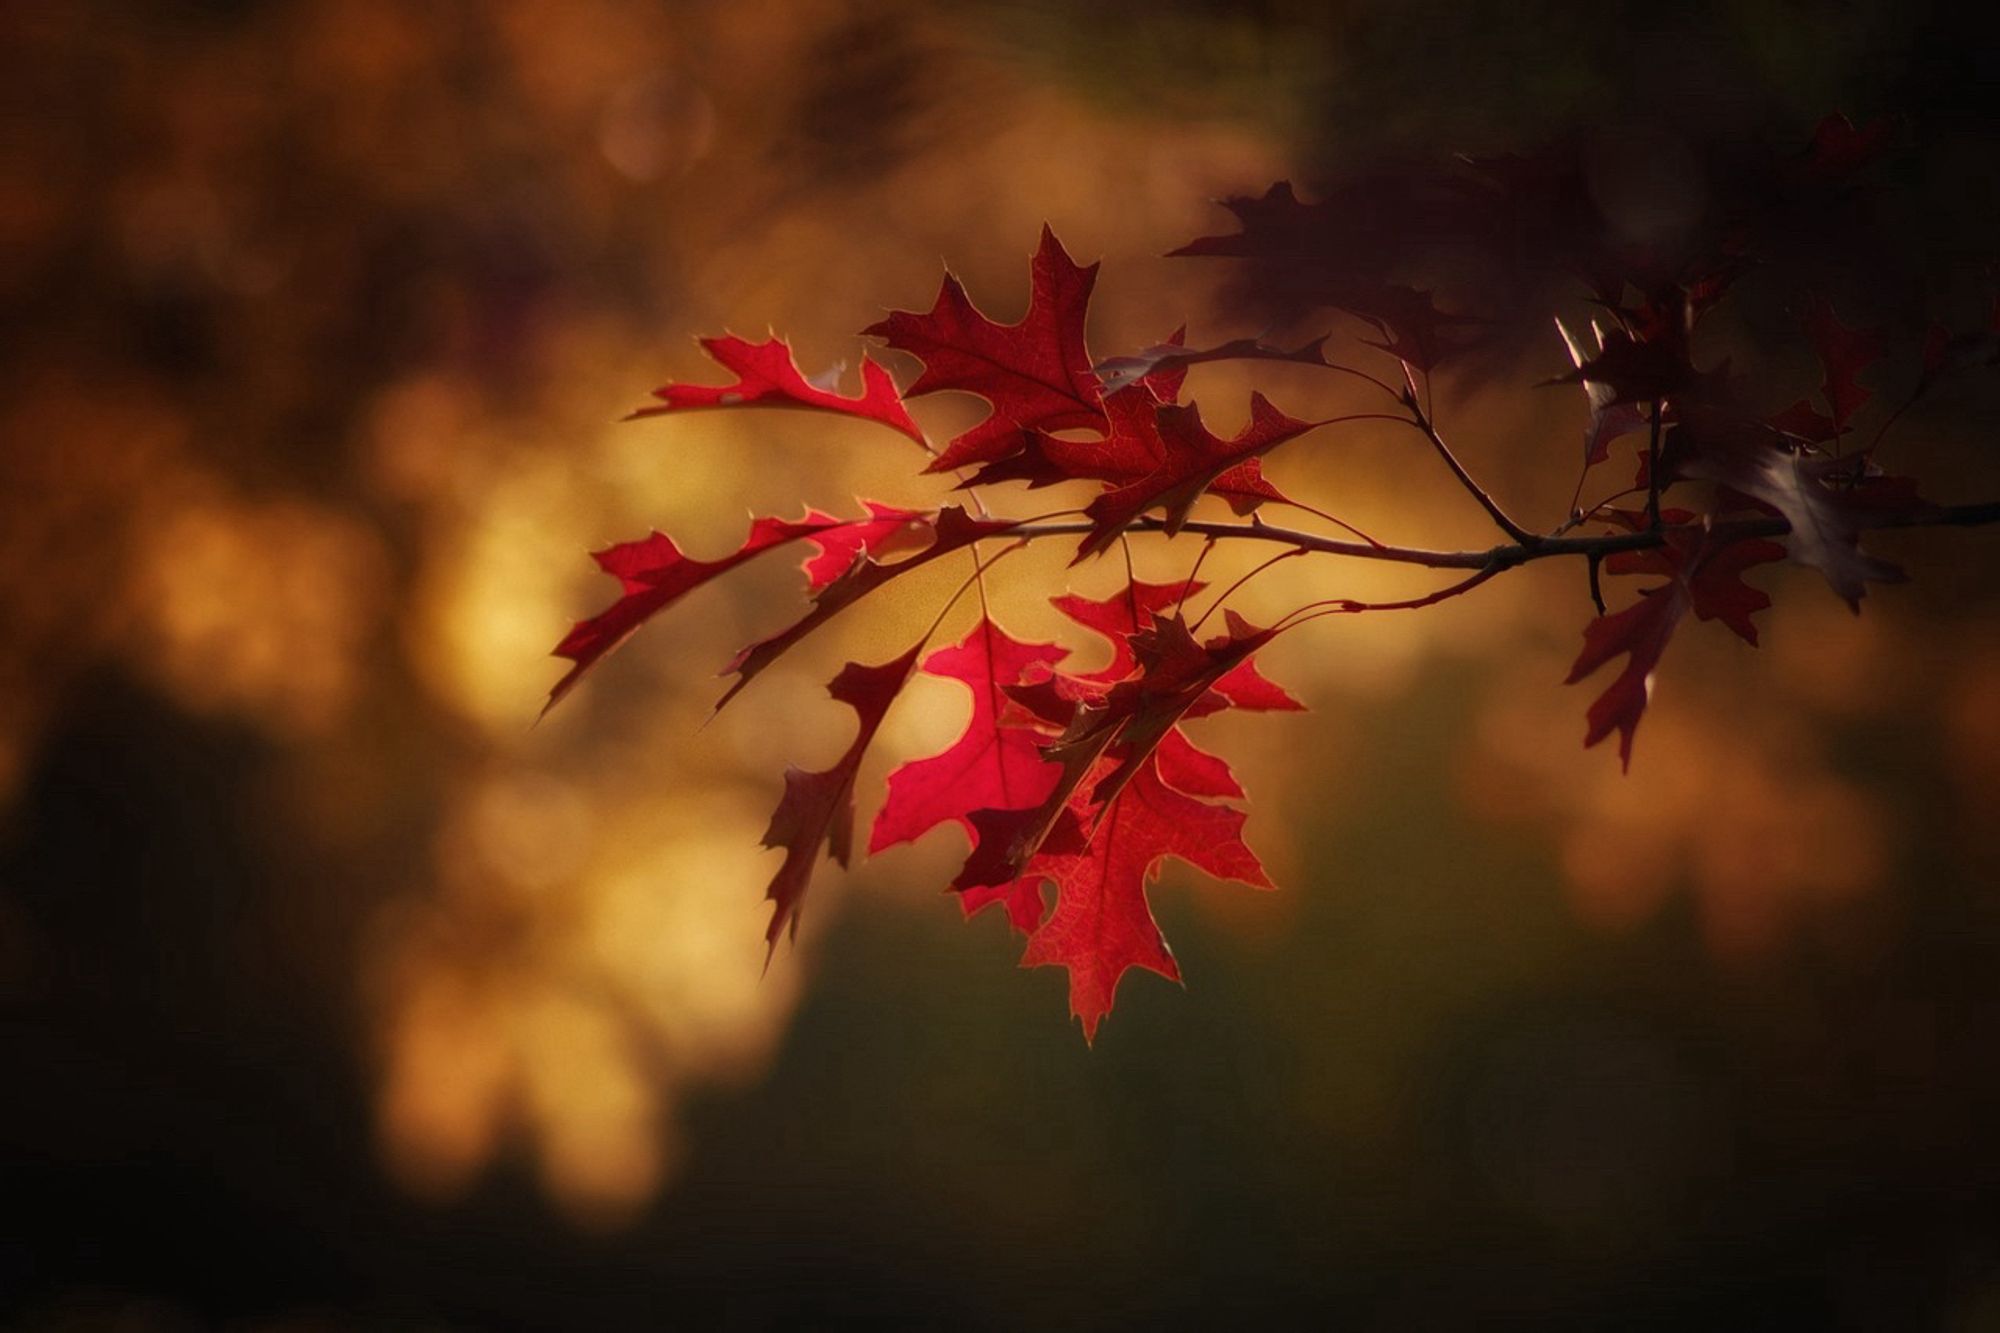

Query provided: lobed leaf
[866,226,1106,471]
[628,333,925,446]
[760,646,923,958]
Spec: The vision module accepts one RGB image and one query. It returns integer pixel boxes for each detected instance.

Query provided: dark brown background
[5,2,2000,1327]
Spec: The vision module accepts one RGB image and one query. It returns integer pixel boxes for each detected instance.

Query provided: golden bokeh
[5,0,1998,1249]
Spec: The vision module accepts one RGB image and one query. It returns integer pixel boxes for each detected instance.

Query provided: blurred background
[4,1,2000,1327]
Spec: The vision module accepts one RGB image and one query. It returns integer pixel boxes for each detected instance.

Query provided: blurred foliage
[2,0,2000,1328]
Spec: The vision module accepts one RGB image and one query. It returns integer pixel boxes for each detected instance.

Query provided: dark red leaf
[1681,448,1917,608]
[865,226,1106,472]
[1568,522,1786,766]
[1350,290,1486,371]
[1556,317,1652,464]
[954,595,1291,898]
[958,871,1051,937]
[1085,611,1282,809]
[548,509,846,713]
[1131,324,1190,403]
[1598,510,1787,644]
[959,383,1293,529]
[951,700,1120,893]
[1802,293,1884,432]
[800,501,932,590]
[1565,584,1683,771]
[1154,726,1248,799]
[1075,393,1314,559]
[1168,180,1325,260]
[868,616,1070,854]
[1208,655,1306,713]
[1170,181,1482,370]
[1546,325,1691,407]
[760,645,922,958]
[1093,333,1336,398]
[628,333,925,446]
[717,506,1019,711]
[1049,580,1200,686]
[1016,749,1271,1043]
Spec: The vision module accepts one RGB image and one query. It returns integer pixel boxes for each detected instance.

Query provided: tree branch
[1005,499,2000,573]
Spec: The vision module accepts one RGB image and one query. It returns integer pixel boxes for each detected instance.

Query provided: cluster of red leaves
[546,113,1984,1038]
[545,221,1330,1038]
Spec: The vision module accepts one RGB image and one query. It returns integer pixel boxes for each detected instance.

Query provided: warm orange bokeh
[5,0,1997,1238]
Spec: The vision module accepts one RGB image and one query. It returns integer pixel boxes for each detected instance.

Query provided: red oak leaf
[1350,289,1487,371]
[1662,536,1786,643]
[1017,749,1271,1043]
[1598,509,1787,644]
[951,698,1115,894]
[959,871,1051,937]
[548,508,849,713]
[628,333,925,447]
[865,226,1106,472]
[1168,180,1329,259]
[1086,611,1283,808]
[1050,580,1201,685]
[1566,522,1785,766]
[961,382,1294,525]
[1802,294,1884,432]
[547,505,941,714]
[868,616,1071,854]
[954,594,1295,892]
[1170,182,1482,369]
[1546,324,1691,407]
[1209,652,1306,713]
[1153,726,1247,799]
[1555,317,1651,464]
[1681,446,1919,608]
[943,591,1180,890]
[760,645,922,959]
[800,501,932,590]
[1075,393,1315,559]
[1566,585,1682,771]
[1126,325,1190,403]
[1093,332,1336,398]
[1044,580,1302,714]
[868,596,1272,948]
[718,506,1019,710]
[952,379,1177,490]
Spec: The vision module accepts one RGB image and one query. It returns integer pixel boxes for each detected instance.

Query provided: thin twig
[1276,564,1503,631]
[1645,399,1662,530]
[1192,547,1308,633]
[1313,359,1406,402]
[1175,536,1218,617]
[1396,365,1537,544]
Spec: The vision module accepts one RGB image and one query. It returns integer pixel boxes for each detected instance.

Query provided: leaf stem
[1275,564,1502,631]
[1191,547,1308,633]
